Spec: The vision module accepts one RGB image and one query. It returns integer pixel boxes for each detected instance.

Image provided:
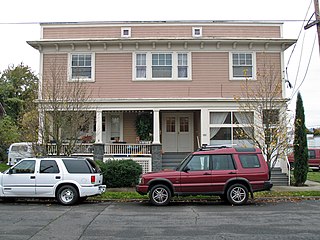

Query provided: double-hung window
[69,53,95,82]
[178,53,188,78]
[230,52,255,80]
[136,53,146,79]
[134,52,191,80]
[152,53,172,78]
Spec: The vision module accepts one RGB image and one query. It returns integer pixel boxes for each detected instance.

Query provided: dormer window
[192,27,202,37]
[121,27,131,38]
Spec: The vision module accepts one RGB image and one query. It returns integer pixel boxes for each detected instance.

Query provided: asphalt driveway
[0,199,319,240]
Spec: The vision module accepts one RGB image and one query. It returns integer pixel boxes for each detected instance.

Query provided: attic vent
[192,27,202,37]
[121,27,131,38]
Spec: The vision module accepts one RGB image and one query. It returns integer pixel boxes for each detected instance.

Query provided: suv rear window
[62,159,93,173]
[239,155,261,168]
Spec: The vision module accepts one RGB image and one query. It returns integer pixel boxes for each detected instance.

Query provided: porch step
[271,167,289,186]
[162,152,190,170]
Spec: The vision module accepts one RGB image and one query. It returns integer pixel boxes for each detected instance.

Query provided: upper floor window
[133,52,191,80]
[178,53,188,78]
[136,53,146,78]
[121,27,131,38]
[152,53,172,78]
[69,53,95,82]
[230,52,256,80]
[192,27,202,37]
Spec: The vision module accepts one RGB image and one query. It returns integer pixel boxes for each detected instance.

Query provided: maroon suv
[136,147,272,206]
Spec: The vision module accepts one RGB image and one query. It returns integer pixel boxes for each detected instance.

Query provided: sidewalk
[272,180,320,192]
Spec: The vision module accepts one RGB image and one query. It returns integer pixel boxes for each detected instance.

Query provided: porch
[46,142,153,173]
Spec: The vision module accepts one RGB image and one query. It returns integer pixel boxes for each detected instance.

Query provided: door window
[179,117,189,132]
[40,160,60,173]
[212,155,235,170]
[11,160,36,174]
[186,155,210,171]
[166,117,176,132]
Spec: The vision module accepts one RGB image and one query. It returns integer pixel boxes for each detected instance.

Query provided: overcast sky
[0,0,319,128]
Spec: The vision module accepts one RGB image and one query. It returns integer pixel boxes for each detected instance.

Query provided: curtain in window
[210,112,228,139]
[233,112,253,138]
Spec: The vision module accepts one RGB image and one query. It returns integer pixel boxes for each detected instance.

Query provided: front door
[162,113,193,152]
[2,159,36,196]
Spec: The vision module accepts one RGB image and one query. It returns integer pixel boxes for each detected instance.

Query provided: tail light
[91,175,96,184]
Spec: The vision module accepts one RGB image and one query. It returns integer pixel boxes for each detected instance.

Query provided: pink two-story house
[28,21,295,172]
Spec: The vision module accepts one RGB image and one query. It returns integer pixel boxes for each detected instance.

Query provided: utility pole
[305,0,320,55]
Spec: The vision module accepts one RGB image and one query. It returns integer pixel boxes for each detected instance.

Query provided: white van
[7,142,35,166]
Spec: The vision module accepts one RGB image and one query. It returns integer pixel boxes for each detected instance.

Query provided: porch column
[38,109,44,144]
[201,108,210,146]
[153,109,161,144]
[95,110,103,143]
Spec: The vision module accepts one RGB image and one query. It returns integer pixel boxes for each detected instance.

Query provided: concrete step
[271,168,289,186]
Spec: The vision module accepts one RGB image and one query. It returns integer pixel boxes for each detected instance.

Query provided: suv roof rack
[198,144,236,151]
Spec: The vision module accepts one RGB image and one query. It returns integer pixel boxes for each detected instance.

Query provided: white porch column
[38,109,44,144]
[153,109,161,144]
[95,110,103,143]
[201,108,210,146]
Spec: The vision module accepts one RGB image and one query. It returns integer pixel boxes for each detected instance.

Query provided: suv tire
[56,185,79,205]
[149,184,171,206]
[226,184,248,205]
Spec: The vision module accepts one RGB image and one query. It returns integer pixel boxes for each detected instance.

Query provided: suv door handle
[30,176,35,179]
[55,176,61,179]
[228,172,237,174]
[203,172,212,175]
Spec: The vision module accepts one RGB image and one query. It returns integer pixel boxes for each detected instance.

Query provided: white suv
[0,157,106,205]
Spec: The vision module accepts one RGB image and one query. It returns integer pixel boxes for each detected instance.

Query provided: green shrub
[97,159,142,188]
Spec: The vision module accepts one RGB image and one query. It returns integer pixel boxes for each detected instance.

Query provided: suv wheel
[226,184,248,205]
[56,185,79,205]
[149,184,171,206]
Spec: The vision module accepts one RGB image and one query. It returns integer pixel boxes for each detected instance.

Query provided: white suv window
[40,160,60,173]
[11,160,35,174]
[62,159,93,173]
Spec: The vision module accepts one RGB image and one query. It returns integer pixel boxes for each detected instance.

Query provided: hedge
[96,159,142,188]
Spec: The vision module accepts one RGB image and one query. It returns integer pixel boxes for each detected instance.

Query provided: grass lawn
[307,171,320,182]
[0,162,9,172]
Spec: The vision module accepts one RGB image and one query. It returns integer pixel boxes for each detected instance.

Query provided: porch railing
[46,143,151,156]
[105,143,151,156]
[46,143,94,156]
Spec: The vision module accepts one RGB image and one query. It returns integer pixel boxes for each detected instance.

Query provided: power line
[0,19,316,25]
[290,32,317,100]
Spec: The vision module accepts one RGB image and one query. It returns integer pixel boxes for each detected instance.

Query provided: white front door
[162,113,193,152]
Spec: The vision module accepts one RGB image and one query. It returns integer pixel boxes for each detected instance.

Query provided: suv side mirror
[8,168,13,174]
[183,166,190,172]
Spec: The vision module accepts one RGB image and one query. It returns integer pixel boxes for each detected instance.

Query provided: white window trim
[68,52,95,82]
[229,52,256,80]
[192,27,202,37]
[209,110,254,145]
[121,27,131,38]
[132,52,192,81]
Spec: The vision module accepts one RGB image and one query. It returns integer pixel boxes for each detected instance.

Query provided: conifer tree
[293,92,308,186]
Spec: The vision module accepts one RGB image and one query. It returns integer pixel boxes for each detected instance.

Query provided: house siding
[42,24,281,39]
[123,112,138,143]
[42,52,282,99]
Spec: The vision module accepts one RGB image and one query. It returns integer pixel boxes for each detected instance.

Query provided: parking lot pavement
[0,199,320,240]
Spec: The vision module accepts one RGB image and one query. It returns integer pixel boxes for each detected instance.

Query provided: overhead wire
[285,0,313,91]
[290,32,317,99]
